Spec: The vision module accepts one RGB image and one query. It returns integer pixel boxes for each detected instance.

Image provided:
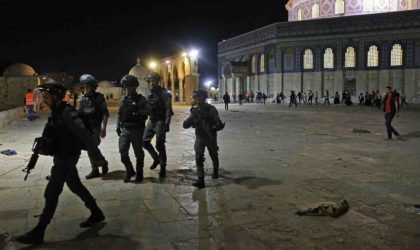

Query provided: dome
[128,58,148,80]
[98,80,113,88]
[3,63,36,77]
[128,58,151,96]
[286,0,420,22]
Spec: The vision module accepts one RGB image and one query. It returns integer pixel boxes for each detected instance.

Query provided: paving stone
[1,105,420,249]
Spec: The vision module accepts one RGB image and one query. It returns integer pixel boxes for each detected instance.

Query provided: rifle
[22,137,42,181]
[192,108,215,142]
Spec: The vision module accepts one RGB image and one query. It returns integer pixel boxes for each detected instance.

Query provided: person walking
[24,89,35,121]
[222,92,230,111]
[183,89,225,189]
[143,72,173,178]
[78,74,109,179]
[323,90,330,106]
[383,86,403,140]
[117,75,150,183]
[15,80,106,245]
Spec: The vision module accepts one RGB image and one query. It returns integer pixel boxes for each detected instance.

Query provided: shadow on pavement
[19,223,142,250]
[169,168,282,189]
[403,131,420,138]
[101,171,126,181]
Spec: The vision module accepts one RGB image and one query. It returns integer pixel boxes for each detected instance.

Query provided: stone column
[179,77,184,103]
[185,75,199,105]
[171,78,176,103]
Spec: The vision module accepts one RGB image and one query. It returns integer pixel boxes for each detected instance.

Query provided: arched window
[408,0,412,10]
[297,8,302,21]
[390,44,403,66]
[312,3,320,18]
[367,45,379,67]
[335,0,345,14]
[324,48,334,69]
[390,0,398,11]
[260,54,265,73]
[303,49,314,69]
[345,47,356,68]
[251,56,256,73]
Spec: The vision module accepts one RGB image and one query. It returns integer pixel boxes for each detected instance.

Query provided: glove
[164,123,170,132]
[116,127,122,137]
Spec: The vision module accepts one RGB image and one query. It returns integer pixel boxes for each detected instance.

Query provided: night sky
[1,0,288,83]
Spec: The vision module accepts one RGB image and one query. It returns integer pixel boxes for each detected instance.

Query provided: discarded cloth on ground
[295,200,349,218]
[0,149,17,156]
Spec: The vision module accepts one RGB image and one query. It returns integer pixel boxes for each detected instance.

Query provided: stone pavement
[1,103,420,250]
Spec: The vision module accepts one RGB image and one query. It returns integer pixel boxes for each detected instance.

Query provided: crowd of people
[221,89,410,110]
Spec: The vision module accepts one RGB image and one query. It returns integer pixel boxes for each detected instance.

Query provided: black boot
[85,168,101,180]
[15,224,46,245]
[101,160,109,176]
[192,177,205,189]
[135,164,143,183]
[80,209,105,228]
[123,165,135,183]
[212,168,219,179]
[150,159,160,170]
[159,164,166,178]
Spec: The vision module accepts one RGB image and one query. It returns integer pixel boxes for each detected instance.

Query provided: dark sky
[1,0,288,83]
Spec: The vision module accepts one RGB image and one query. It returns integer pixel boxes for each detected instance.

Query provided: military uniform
[117,93,149,182]
[78,92,109,176]
[183,101,224,188]
[143,85,173,177]
[16,98,105,245]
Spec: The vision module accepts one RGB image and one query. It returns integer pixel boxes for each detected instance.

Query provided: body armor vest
[121,94,147,124]
[148,87,165,120]
[79,93,103,127]
[48,103,84,157]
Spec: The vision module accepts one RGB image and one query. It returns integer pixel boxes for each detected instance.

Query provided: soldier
[183,89,225,189]
[143,72,173,178]
[15,80,106,245]
[78,74,109,179]
[117,75,149,183]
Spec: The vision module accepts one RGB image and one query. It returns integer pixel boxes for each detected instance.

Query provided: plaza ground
[1,103,420,250]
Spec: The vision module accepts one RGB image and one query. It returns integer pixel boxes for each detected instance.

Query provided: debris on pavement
[0,149,17,156]
[406,205,420,215]
[295,200,349,218]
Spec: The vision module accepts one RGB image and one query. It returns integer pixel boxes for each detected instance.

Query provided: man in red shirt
[383,86,402,140]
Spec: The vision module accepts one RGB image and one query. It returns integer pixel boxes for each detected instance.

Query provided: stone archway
[222,63,234,99]
[145,52,199,105]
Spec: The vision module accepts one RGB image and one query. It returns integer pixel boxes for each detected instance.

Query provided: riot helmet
[192,89,208,100]
[144,72,161,82]
[79,74,98,87]
[120,74,139,87]
[37,80,67,99]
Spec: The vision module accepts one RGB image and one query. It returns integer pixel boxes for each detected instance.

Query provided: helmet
[145,72,161,82]
[37,80,67,98]
[120,74,139,87]
[192,89,208,99]
[79,74,98,87]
